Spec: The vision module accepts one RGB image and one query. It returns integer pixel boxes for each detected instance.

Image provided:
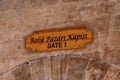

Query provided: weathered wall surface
[0,0,120,80]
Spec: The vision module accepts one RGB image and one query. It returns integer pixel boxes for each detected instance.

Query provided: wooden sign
[25,27,93,52]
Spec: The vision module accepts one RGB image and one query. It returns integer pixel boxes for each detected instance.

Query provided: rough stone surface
[1,55,120,80]
[104,66,120,80]
[84,59,110,80]
[112,15,120,30]
[103,50,120,65]
[0,0,120,80]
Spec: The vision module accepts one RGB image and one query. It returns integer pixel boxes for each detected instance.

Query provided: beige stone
[0,55,120,80]
[98,31,120,51]
[12,63,32,80]
[104,66,120,80]
[66,55,89,80]
[112,15,120,31]
[0,0,120,79]
[103,50,120,65]
[0,72,15,80]
[63,0,78,2]
[84,59,110,80]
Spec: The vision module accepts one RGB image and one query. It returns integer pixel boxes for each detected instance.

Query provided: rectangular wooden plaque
[25,27,93,52]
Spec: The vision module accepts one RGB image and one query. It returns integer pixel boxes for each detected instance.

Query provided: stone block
[29,58,48,80]
[63,0,78,2]
[12,63,32,80]
[0,0,57,11]
[112,15,120,31]
[94,16,110,32]
[98,31,120,51]
[107,31,120,50]
[50,56,67,80]
[41,0,57,5]
[0,41,29,57]
[66,55,89,80]
[98,32,109,51]
[104,66,120,80]
[113,2,120,15]
[0,72,15,80]
[84,59,110,80]
[113,71,120,80]
[9,55,89,80]
[103,49,120,65]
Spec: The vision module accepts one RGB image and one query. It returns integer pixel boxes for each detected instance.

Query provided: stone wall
[0,0,120,80]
